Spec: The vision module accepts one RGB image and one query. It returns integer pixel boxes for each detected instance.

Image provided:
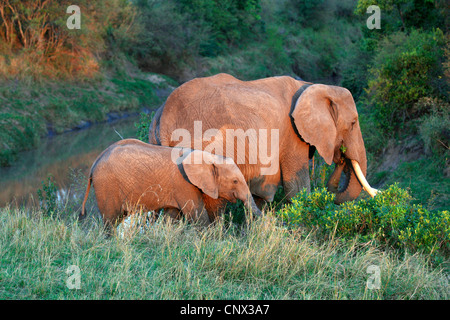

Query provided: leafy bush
[416,97,450,156]
[364,29,447,132]
[205,35,292,80]
[131,0,208,80]
[355,0,446,33]
[280,185,450,259]
[179,0,263,56]
[133,0,263,80]
[135,111,154,142]
[37,176,58,217]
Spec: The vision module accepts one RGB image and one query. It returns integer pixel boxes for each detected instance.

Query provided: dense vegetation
[0,0,448,300]
[281,185,449,263]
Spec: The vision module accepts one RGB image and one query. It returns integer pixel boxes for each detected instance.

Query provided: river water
[0,115,142,207]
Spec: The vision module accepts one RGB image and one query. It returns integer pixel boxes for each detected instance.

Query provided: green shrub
[287,28,342,81]
[280,185,450,259]
[355,0,446,33]
[416,97,450,156]
[205,37,292,80]
[133,0,263,80]
[179,0,263,56]
[364,29,447,133]
[131,0,208,79]
[135,111,155,142]
[37,176,58,217]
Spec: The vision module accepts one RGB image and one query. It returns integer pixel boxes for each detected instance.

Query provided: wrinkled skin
[80,139,260,234]
[149,73,371,205]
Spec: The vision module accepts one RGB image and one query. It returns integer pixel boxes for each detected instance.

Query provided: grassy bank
[0,70,176,167]
[370,155,450,212]
[0,204,448,300]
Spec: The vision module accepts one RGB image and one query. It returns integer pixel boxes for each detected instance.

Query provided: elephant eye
[233,179,238,184]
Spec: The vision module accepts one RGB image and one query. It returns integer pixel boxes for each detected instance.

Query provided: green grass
[370,156,450,212]
[389,158,449,212]
[0,206,448,300]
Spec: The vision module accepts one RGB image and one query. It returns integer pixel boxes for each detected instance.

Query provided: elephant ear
[290,84,342,165]
[182,150,219,199]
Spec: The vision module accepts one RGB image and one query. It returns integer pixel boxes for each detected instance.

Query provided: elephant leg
[281,164,310,201]
[248,176,279,203]
[280,143,311,201]
[181,199,211,227]
[202,197,227,222]
[197,209,211,227]
[253,196,268,211]
[102,214,121,237]
[164,208,182,222]
[97,199,122,237]
[282,167,310,200]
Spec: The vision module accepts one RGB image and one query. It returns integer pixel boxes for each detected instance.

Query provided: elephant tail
[148,103,164,145]
[79,144,108,221]
[79,173,92,221]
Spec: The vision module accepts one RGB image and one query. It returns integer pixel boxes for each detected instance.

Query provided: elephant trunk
[243,193,262,218]
[326,160,346,194]
[329,159,363,204]
[326,155,376,204]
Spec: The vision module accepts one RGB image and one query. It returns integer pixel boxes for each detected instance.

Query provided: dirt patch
[378,138,424,173]
[370,137,427,187]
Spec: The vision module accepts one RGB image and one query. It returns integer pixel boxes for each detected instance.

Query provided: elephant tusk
[351,160,379,198]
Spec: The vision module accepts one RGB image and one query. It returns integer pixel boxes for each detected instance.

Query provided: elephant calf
[80,139,261,233]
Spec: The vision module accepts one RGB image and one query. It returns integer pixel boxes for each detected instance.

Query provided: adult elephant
[149,73,377,205]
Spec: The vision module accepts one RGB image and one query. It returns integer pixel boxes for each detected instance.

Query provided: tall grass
[0,206,448,300]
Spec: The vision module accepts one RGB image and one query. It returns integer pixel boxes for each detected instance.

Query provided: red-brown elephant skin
[80,139,261,234]
[149,73,377,206]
